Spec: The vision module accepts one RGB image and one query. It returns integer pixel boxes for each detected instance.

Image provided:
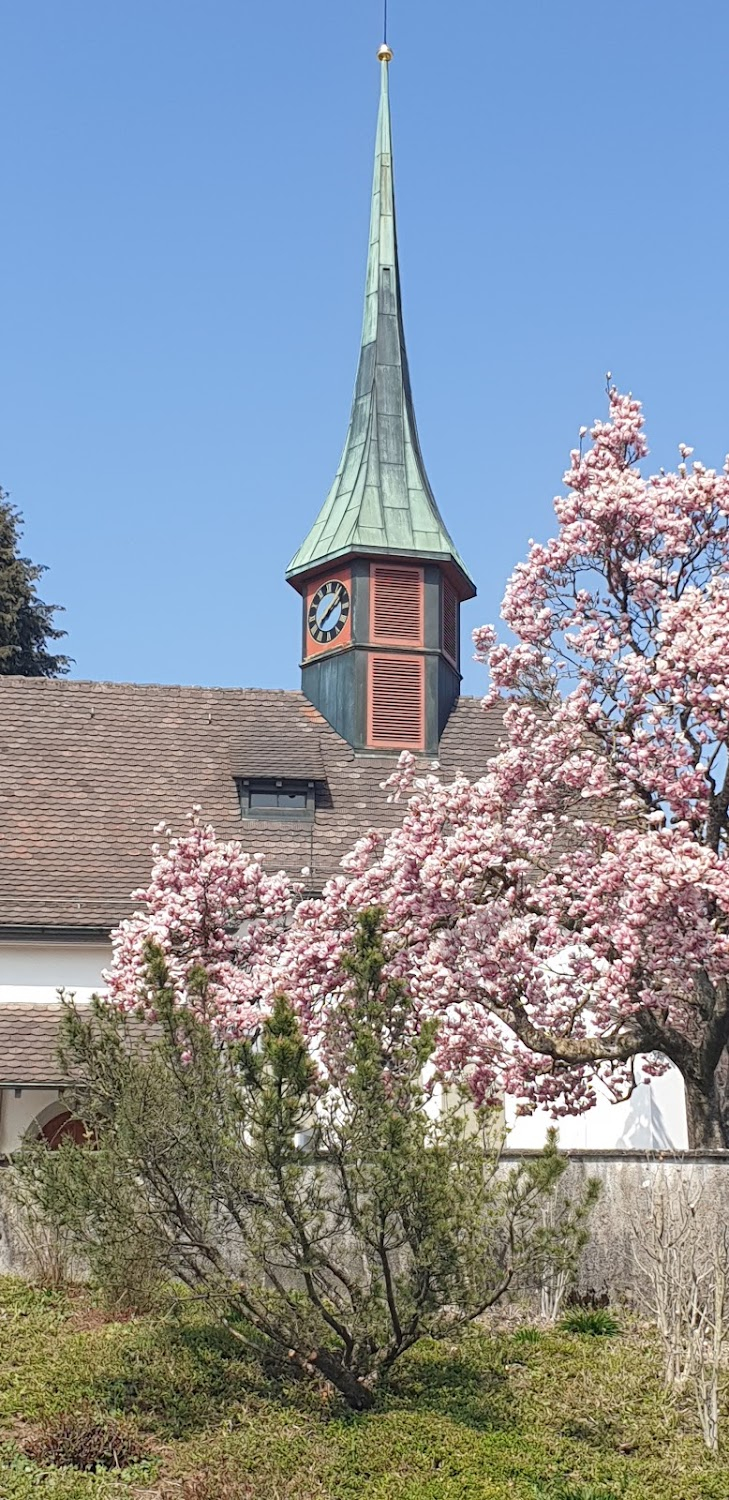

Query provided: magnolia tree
[110,388,729,1148]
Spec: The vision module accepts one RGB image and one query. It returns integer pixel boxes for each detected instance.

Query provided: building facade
[0,47,687,1154]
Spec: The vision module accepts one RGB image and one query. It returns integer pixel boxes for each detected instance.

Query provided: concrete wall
[500,1150,729,1300]
[1,1148,727,1289]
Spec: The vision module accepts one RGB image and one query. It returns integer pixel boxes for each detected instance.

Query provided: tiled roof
[0,1004,69,1084]
[0,1004,159,1089]
[0,678,503,932]
[229,731,326,781]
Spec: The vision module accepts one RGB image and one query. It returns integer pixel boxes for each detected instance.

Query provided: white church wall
[0,943,690,1152]
[0,942,110,1005]
[0,1087,61,1157]
[500,945,690,1151]
[0,943,110,1155]
[504,1057,688,1151]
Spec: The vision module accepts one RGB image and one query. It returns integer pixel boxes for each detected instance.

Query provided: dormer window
[238,778,315,819]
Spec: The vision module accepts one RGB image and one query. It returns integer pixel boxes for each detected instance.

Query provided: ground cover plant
[1,1277,729,1499]
[558,1308,620,1337]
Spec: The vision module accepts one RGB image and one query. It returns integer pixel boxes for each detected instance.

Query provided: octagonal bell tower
[286,44,475,755]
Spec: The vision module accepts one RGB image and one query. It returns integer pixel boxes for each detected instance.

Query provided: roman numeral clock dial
[308,580,350,645]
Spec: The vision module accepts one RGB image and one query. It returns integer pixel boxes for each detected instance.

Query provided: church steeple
[288,45,475,755]
[287,49,474,594]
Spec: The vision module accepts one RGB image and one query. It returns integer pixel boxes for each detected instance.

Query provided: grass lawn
[0,1278,727,1499]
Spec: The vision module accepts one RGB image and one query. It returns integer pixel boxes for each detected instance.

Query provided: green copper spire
[286,50,475,597]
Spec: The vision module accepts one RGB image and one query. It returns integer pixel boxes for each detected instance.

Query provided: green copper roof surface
[286,57,475,597]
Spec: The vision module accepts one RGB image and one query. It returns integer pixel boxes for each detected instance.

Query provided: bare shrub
[536,1175,600,1322]
[23,1408,150,1470]
[0,1173,76,1289]
[631,1169,729,1452]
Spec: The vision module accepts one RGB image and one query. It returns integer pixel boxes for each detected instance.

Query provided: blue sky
[2,1,729,697]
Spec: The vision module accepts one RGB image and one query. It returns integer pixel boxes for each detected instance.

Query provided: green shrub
[86,1225,167,1315]
[513,1325,542,1344]
[559,1307,619,1337]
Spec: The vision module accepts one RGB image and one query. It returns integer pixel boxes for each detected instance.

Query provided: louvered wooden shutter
[371,564,423,644]
[368,654,425,749]
[442,579,458,664]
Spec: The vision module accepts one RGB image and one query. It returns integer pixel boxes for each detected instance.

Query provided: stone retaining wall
[501,1150,729,1299]
[2,1151,728,1296]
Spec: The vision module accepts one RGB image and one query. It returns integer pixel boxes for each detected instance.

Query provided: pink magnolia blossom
[106,812,294,1036]
[107,389,729,1149]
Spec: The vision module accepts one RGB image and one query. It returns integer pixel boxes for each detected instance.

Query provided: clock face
[308,580,351,645]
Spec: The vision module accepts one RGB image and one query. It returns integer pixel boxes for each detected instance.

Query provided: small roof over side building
[0,1004,71,1086]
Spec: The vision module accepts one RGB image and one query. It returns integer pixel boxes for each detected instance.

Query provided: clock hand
[319,587,343,629]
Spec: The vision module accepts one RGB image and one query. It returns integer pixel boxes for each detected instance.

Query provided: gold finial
[377,42,393,62]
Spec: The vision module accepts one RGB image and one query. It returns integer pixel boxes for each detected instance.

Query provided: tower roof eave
[286,542,476,600]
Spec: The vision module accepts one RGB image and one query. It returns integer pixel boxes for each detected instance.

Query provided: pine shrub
[13,912,599,1411]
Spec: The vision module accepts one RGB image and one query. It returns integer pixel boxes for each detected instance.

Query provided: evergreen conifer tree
[0,488,70,676]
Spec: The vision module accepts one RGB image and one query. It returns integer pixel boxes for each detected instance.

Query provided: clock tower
[286,44,475,755]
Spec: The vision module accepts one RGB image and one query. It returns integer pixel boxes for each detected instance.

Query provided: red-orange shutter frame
[442,579,458,664]
[371,564,423,645]
[368,654,425,749]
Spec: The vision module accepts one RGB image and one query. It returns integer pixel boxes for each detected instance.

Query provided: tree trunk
[683,1074,728,1150]
[310,1349,376,1411]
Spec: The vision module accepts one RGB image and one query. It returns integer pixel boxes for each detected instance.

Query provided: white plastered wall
[0,940,689,1152]
[0,941,111,1005]
[500,942,690,1150]
[0,1088,62,1157]
[0,941,111,1155]
[505,1058,688,1150]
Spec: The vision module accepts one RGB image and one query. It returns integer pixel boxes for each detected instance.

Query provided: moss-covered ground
[0,1277,727,1499]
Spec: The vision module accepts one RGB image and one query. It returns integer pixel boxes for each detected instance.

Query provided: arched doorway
[28,1100,91,1150]
[38,1108,89,1148]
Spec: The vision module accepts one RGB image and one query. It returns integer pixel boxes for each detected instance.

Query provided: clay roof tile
[0,679,503,932]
